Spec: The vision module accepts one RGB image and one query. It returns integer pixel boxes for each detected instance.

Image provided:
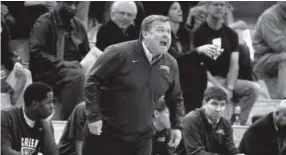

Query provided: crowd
[1,1,286,155]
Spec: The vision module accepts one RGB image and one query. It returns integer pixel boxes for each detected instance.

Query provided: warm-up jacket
[84,40,185,137]
[183,108,239,155]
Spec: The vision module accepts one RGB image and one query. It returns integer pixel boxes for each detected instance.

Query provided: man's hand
[230,20,247,30]
[88,120,102,135]
[14,62,26,78]
[168,129,182,148]
[196,44,218,58]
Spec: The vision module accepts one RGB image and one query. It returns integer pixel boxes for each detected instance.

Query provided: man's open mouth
[159,41,167,47]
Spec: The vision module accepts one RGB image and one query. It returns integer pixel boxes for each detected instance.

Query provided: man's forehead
[63,1,79,5]
[151,21,171,29]
[209,99,226,104]
[210,1,226,5]
[115,2,137,14]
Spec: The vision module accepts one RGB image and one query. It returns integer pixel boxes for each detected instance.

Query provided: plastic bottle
[232,106,241,125]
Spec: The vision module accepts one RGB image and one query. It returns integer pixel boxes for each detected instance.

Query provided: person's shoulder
[220,117,232,128]
[221,24,238,41]
[103,40,139,57]
[260,5,279,20]
[223,24,238,35]
[98,21,117,32]
[31,12,53,31]
[109,40,139,50]
[183,109,202,125]
[34,12,53,24]
[73,16,87,32]
[164,52,179,68]
[249,113,273,130]
[74,101,86,110]
[257,5,280,26]
[192,22,208,33]
[1,106,22,122]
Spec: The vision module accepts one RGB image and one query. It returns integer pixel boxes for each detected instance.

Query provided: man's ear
[202,100,207,106]
[153,110,160,118]
[142,31,148,39]
[32,100,39,109]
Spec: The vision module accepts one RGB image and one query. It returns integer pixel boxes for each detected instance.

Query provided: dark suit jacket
[239,112,286,155]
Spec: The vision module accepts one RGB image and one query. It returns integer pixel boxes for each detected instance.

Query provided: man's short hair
[110,1,138,15]
[24,82,52,107]
[155,96,167,112]
[139,15,169,40]
[203,87,228,103]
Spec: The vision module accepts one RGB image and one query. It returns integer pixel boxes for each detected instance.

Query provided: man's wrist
[226,85,234,91]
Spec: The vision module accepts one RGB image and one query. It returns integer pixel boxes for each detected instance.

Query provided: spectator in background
[188,1,255,81]
[1,6,18,99]
[83,15,184,155]
[253,2,286,99]
[152,96,173,155]
[1,1,56,39]
[1,6,32,108]
[187,1,240,30]
[101,1,145,31]
[58,102,86,155]
[87,1,106,48]
[1,82,57,155]
[193,1,259,125]
[160,1,209,113]
[58,97,174,155]
[239,101,286,155]
[29,1,90,120]
[2,1,57,65]
[24,1,57,34]
[183,87,240,155]
[96,1,138,51]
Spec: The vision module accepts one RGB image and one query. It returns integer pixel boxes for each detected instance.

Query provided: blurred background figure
[192,1,260,125]
[239,100,286,155]
[1,2,32,109]
[183,87,240,155]
[2,1,57,64]
[29,1,89,120]
[253,2,286,99]
[152,96,173,155]
[1,82,57,155]
[95,1,139,51]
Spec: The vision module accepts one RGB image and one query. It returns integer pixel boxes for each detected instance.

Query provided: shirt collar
[142,42,153,64]
[23,108,35,128]
[205,112,220,127]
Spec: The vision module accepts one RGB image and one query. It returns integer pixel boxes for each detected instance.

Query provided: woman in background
[162,2,208,114]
